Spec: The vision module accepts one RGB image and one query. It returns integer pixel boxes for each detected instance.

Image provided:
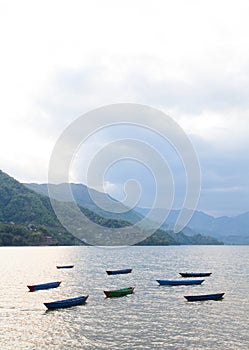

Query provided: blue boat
[106,268,132,275]
[156,279,204,286]
[184,293,225,301]
[44,295,89,309]
[179,272,212,278]
[56,265,74,269]
[27,281,61,292]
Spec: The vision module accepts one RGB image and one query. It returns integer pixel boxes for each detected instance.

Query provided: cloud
[1,0,249,216]
[33,56,249,156]
[2,54,249,214]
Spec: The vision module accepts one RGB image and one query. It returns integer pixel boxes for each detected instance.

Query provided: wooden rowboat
[179,272,212,278]
[106,268,132,275]
[156,279,204,286]
[56,265,74,269]
[44,295,89,309]
[104,286,135,298]
[27,281,61,292]
[184,293,225,302]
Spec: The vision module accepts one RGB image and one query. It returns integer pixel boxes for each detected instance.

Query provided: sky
[1,0,249,217]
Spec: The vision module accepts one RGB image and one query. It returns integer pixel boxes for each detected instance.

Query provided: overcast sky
[1,0,249,217]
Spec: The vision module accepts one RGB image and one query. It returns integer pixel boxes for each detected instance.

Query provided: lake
[0,245,248,349]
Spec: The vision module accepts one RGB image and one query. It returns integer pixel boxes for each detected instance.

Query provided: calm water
[0,245,248,350]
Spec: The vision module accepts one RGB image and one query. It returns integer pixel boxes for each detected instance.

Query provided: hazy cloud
[1,0,249,216]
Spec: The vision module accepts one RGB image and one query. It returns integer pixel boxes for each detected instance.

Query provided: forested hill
[0,170,134,246]
[0,170,59,226]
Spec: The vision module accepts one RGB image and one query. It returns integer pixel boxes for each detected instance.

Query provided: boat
[179,272,212,278]
[27,281,61,292]
[56,265,74,269]
[184,293,225,302]
[156,279,204,286]
[104,286,135,298]
[44,295,89,309]
[106,268,132,275]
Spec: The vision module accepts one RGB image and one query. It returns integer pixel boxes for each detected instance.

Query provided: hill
[136,229,222,246]
[0,170,134,246]
[0,170,223,246]
[135,207,249,244]
[25,181,223,246]
[25,183,143,224]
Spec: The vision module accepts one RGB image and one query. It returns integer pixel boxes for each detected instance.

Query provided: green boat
[104,286,135,298]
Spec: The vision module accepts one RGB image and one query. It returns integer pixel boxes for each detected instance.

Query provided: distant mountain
[25,183,143,224]
[25,182,223,246]
[135,207,249,244]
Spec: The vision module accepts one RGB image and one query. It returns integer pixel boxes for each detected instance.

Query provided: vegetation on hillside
[0,170,135,246]
[136,229,223,246]
[0,222,82,246]
[25,182,144,224]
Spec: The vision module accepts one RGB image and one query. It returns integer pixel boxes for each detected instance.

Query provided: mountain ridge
[0,170,223,246]
[135,207,249,244]
[0,171,138,246]
[25,182,143,224]
[24,181,223,245]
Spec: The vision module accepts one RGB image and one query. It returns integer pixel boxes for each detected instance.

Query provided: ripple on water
[0,245,248,349]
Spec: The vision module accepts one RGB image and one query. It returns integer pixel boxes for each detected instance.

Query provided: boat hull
[106,268,132,275]
[104,286,135,298]
[27,281,61,292]
[56,265,74,269]
[179,272,212,278]
[156,279,204,286]
[44,295,89,309]
[184,293,225,301]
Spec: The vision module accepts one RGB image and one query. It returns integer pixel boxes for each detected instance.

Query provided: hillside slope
[0,171,135,246]
[135,207,249,244]
[25,183,144,224]
[25,181,223,246]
